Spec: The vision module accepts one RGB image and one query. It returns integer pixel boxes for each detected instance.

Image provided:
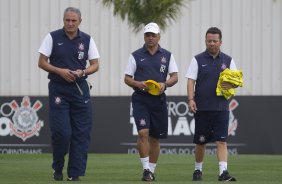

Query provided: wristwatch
[81,69,86,77]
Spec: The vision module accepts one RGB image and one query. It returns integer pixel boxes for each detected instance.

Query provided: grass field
[0,154,282,184]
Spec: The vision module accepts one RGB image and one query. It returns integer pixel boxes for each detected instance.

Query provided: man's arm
[124,74,147,90]
[187,78,197,113]
[83,59,99,75]
[159,72,178,93]
[38,53,76,82]
[166,72,178,88]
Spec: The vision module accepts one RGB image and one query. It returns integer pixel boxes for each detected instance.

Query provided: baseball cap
[144,22,160,34]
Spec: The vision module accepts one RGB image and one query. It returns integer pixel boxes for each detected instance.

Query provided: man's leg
[195,144,206,163]
[148,137,160,173]
[67,83,92,179]
[192,144,205,181]
[48,82,72,181]
[137,129,150,170]
[137,129,156,181]
[216,141,236,181]
[216,141,228,174]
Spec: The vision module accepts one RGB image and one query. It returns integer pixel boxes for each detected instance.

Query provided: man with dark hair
[124,22,178,181]
[38,7,100,181]
[186,27,237,182]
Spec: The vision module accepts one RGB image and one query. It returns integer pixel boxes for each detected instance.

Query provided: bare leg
[216,141,228,162]
[137,129,150,158]
[195,144,206,162]
[137,131,157,181]
[192,144,205,181]
[216,141,228,174]
[148,137,160,163]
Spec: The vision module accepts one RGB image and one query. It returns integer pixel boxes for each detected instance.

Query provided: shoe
[53,171,63,181]
[192,169,202,181]
[218,170,236,181]
[141,169,155,181]
[67,176,80,181]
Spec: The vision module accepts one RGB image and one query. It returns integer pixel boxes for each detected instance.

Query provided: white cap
[144,22,160,34]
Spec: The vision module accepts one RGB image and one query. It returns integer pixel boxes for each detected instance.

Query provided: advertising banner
[1,96,282,154]
[0,96,50,153]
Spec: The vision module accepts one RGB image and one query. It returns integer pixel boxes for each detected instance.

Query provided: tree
[102,0,188,33]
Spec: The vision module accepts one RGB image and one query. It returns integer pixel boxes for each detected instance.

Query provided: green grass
[0,154,282,183]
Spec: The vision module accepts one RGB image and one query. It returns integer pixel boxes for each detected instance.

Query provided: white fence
[0,0,281,96]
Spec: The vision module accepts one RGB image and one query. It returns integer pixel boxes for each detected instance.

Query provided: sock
[219,161,227,175]
[149,163,157,173]
[195,162,203,171]
[140,157,150,170]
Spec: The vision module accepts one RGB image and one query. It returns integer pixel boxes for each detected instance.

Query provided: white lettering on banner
[0,96,44,141]
[130,116,194,136]
[129,99,239,137]
[167,101,193,116]
[127,148,139,154]
[0,117,11,136]
[125,98,244,155]
[173,117,192,135]
[130,101,195,136]
[130,101,192,116]
[130,117,138,135]
[127,147,238,155]
[0,148,42,154]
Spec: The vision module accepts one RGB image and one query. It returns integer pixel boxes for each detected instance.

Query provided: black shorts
[132,91,168,139]
[193,111,229,144]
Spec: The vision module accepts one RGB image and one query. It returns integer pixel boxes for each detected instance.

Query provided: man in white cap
[124,22,178,181]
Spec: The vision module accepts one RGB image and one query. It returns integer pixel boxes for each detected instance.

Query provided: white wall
[0,0,281,96]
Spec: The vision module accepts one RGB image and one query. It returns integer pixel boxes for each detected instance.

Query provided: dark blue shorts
[193,111,229,144]
[132,91,168,139]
